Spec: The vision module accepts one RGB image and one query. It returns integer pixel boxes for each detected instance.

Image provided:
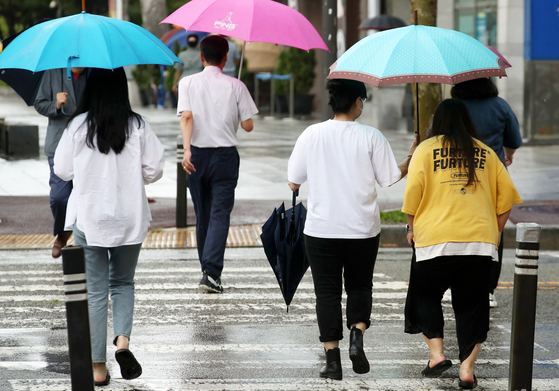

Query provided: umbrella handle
[292,188,299,209]
[67,55,80,81]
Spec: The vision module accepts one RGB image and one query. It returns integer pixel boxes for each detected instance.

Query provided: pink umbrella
[161,0,328,78]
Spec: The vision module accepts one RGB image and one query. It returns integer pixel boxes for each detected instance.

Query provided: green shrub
[380,210,407,224]
[274,47,316,95]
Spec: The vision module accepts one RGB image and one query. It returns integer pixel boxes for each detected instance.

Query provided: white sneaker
[489,293,498,308]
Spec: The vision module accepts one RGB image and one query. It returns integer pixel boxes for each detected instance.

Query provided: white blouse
[54,113,165,247]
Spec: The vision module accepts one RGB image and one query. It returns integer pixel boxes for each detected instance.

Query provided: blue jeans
[73,225,142,363]
[48,157,73,236]
[187,146,239,278]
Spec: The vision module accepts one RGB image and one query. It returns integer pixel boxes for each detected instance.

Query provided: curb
[1,224,558,251]
[379,225,559,251]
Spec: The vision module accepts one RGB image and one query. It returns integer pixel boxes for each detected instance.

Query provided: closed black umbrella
[261,189,309,310]
[0,20,49,106]
[358,14,406,31]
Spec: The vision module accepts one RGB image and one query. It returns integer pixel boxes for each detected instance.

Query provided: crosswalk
[1,248,558,390]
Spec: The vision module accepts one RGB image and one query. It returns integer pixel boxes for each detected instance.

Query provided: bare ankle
[115,335,130,350]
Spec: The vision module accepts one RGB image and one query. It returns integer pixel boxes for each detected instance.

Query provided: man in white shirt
[177,35,258,293]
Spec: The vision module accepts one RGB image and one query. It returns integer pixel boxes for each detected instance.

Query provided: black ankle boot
[319,347,342,380]
[349,326,370,374]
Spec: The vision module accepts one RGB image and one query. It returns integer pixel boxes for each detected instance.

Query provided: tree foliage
[274,47,316,96]
[0,0,108,40]
[411,0,442,142]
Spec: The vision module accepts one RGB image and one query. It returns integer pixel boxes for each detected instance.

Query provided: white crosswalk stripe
[1,248,558,391]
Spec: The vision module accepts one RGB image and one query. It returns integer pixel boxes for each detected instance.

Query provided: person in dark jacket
[34,67,88,258]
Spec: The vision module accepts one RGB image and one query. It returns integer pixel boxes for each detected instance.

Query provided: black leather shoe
[349,326,370,374]
[319,347,342,380]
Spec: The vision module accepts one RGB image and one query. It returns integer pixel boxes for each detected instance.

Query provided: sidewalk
[1,89,558,249]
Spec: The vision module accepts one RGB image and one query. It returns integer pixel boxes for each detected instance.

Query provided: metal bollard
[509,222,542,391]
[176,135,187,228]
[62,246,94,391]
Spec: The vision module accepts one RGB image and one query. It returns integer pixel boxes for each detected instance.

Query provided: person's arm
[241,118,253,132]
[53,129,74,181]
[173,69,181,94]
[497,209,512,245]
[141,122,165,184]
[396,138,418,180]
[34,70,67,118]
[180,111,196,174]
[504,147,516,166]
[288,181,301,192]
[406,214,415,246]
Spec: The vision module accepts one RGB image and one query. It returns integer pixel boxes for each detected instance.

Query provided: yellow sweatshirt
[402,135,522,248]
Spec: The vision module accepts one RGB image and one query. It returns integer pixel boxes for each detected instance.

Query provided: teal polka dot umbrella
[328,25,507,86]
[328,24,507,143]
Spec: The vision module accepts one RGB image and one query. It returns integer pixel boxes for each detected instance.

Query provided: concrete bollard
[176,135,187,228]
[508,222,542,391]
[62,246,94,391]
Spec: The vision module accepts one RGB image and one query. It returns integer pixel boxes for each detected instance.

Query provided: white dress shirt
[176,66,258,148]
[54,113,165,247]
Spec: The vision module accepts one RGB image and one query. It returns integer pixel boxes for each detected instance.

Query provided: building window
[454,0,497,47]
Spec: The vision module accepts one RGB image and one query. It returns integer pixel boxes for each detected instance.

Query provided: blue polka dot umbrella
[328,25,507,87]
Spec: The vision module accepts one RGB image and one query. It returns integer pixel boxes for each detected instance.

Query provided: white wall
[496,0,525,133]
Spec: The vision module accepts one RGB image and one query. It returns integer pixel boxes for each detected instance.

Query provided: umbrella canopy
[358,14,406,31]
[0,12,180,73]
[486,45,512,68]
[162,0,327,51]
[328,25,507,87]
[0,20,51,106]
[162,0,327,79]
[0,68,43,106]
[160,28,209,51]
[261,190,309,309]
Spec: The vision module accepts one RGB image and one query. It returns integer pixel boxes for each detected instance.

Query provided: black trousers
[489,232,504,294]
[187,146,239,278]
[305,234,380,343]
[404,252,493,362]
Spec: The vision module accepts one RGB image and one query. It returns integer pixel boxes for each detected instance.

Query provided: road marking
[8,378,559,391]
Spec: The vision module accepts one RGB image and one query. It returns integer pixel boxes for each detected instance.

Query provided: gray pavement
[0,247,559,390]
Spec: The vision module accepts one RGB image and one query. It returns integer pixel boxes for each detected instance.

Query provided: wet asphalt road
[1,247,559,390]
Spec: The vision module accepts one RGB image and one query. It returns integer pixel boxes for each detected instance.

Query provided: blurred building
[292,0,557,142]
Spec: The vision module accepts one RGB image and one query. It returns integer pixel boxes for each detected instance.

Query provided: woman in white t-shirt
[288,79,415,380]
[54,68,165,386]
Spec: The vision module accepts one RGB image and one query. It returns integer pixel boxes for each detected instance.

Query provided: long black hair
[68,67,143,154]
[450,77,499,100]
[326,79,367,114]
[430,99,480,187]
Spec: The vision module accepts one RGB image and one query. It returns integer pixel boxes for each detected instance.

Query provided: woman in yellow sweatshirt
[402,99,522,389]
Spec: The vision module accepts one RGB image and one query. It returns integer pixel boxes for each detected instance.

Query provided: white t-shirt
[288,120,401,239]
[54,113,165,247]
[176,66,258,148]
